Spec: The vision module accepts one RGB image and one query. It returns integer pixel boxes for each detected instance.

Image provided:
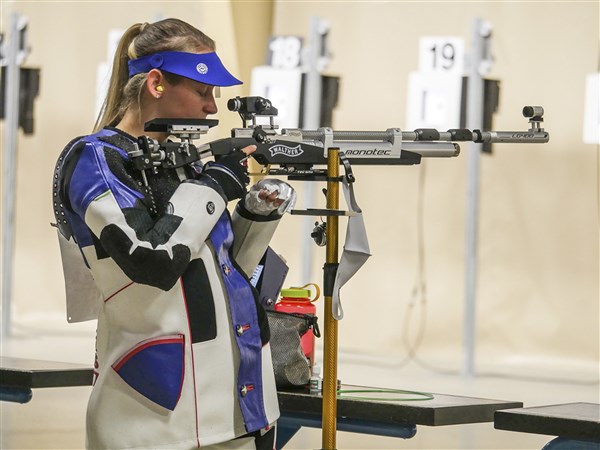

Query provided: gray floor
[1,321,598,450]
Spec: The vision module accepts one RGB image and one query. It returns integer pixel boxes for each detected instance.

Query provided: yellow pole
[322,148,339,450]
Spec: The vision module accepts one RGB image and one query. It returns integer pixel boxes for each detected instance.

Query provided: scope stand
[287,149,348,449]
[322,148,341,450]
[286,149,343,449]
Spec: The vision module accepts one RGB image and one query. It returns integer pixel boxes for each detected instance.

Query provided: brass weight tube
[322,148,340,450]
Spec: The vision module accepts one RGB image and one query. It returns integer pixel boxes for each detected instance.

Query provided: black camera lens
[227,97,243,112]
[227,96,278,116]
[522,106,544,118]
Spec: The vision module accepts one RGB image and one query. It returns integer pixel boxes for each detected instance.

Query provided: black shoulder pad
[98,133,137,154]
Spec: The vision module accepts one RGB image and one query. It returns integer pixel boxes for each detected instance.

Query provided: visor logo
[196,63,208,75]
[269,144,303,158]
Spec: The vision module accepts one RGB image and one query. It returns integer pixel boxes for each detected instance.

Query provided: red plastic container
[274,283,320,365]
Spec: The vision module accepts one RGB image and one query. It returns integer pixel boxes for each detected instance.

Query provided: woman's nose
[204,97,218,115]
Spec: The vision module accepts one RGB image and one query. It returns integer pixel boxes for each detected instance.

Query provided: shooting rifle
[128,97,548,185]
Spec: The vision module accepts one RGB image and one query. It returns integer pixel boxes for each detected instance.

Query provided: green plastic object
[280,288,311,298]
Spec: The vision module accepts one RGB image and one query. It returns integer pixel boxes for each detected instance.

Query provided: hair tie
[127,40,137,60]
[128,22,150,59]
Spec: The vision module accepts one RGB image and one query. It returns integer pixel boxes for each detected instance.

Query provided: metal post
[1,13,28,338]
[322,148,340,450]
[463,18,492,378]
[301,17,328,282]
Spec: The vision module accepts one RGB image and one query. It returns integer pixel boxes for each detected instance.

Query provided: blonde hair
[94,18,216,132]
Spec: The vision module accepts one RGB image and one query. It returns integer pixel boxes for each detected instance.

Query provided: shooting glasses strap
[331,177,371,320]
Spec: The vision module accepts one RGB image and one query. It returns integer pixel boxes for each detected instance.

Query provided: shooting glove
[202,151,250,201]
[243,179,297,216]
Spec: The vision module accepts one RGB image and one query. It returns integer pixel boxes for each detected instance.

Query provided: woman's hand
[243,179,297,216]
[202,145,256,201]
[258,187,286,209]
[240,144,257,157]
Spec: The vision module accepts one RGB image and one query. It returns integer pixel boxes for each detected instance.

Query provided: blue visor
[128,51,242,87]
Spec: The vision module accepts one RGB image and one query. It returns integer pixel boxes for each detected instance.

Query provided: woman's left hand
[243,179,297,216]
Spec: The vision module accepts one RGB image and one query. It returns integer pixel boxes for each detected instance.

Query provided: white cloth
[331,178,371,320]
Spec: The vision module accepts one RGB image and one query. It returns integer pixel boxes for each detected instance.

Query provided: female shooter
[53,18,294,450]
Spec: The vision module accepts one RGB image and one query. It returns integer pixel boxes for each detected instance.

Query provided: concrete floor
[1,318,598,450]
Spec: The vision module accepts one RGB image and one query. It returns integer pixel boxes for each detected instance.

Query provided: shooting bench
[277,386,521,449]
[0,356,92,403]
[495,403,600,450]
[2,356,526,449]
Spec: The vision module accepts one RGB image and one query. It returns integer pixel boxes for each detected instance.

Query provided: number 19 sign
[418,37,465,75]
[406,36,465,130]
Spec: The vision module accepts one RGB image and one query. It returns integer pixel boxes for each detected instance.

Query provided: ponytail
[94,23,145,132]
